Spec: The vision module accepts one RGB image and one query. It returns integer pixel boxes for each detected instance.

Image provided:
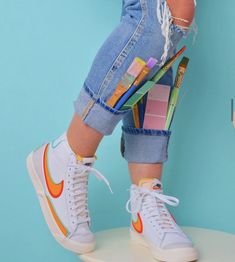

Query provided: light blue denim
[74,0,188,163]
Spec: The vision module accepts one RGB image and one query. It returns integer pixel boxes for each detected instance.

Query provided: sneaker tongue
[138,178,162,191]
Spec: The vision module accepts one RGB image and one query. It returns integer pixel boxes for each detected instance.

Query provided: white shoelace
[126,186,179,232]
[68,161,113,237]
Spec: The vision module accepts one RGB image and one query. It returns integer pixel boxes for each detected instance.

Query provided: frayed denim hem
[122,125,171,136]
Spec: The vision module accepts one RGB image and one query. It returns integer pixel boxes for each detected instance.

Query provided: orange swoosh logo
[132,213,143,234]
[46,196,68,236]
[43,144,64,198]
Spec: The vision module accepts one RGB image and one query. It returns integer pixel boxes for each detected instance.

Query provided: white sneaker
[26,133,112,254]
[126,178,198,262]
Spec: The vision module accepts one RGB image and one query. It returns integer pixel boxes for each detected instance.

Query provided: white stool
[78,227,235,262]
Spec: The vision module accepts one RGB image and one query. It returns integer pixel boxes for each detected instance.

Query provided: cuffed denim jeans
[74,0,189,164]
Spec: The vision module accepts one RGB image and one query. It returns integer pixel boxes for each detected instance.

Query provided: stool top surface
[79,227,235,262]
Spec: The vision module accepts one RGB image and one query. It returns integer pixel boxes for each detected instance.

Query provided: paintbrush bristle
[180,57,189,68]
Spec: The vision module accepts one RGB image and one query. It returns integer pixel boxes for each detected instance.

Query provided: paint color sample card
[107,58,146,108]
[120,58,146,89]
[143,84,171,130]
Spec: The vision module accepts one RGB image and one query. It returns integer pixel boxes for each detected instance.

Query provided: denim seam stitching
[81,99,95,120]
[81,0,148,121]
[122,126,171,136]
[97,0,148,99]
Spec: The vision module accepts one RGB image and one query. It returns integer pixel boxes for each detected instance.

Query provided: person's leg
[67,113,103,157]
[124,0,196,185]
[167,0,195,28]
[121,68,174,183]
[66,0,154,159]
[128,162,163,184]
[121,1,198,261]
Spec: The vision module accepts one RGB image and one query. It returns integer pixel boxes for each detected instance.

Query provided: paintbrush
[165,56,189,130]
[120,46,186,110]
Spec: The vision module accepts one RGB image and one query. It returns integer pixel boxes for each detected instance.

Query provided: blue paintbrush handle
[114,84,138,110]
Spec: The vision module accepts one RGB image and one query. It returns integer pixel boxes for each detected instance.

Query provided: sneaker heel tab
[76,153,97,164]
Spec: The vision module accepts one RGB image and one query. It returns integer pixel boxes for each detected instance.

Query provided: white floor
[78,227,235,262]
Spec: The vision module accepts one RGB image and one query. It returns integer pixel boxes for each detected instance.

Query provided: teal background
[0,0,234,261]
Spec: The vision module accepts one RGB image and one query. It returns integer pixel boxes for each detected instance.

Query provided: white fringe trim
[156,0,198,65]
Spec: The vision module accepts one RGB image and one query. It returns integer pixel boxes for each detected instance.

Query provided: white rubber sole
[130,229,198,262]
[26,152,96,254]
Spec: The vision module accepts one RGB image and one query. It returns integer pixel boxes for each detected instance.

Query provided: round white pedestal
[78,227,235,262]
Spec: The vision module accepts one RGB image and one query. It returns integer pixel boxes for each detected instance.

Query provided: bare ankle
[128,163,163,185]
[67,114,103,157]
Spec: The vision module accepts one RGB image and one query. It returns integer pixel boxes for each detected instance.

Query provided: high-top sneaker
[126,178,198,262]
[26,133,112,253]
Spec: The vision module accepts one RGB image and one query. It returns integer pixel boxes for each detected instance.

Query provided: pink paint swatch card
[143,84,171,130]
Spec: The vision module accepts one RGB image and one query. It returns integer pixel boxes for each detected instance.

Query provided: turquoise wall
[0,0,234,261]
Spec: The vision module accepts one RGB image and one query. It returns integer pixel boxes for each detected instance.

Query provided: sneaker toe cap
[162,232,193,249]
[70,231,95,244]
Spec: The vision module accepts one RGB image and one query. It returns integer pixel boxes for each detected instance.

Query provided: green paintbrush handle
[165,88,179,130]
